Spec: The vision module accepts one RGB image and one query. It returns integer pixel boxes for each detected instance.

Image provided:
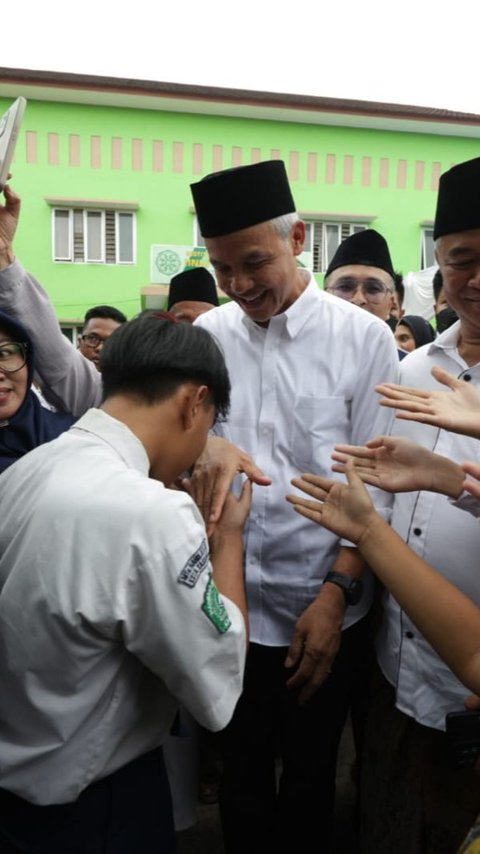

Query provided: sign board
[150,244,213,284]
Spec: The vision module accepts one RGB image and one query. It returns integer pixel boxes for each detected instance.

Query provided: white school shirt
[377,321,480,730]
[196,276,399,645]
[0,409,246,804]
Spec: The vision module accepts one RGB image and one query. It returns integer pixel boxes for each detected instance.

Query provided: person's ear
[183,384,209,430]
[291,220,306,257]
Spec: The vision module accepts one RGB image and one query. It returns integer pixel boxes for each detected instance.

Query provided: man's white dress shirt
[196,276,399,645]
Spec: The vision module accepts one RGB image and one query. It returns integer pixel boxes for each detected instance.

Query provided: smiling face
[326,265,394,320]
[436,228,480,340]
[205,219,307,324]
[0,327,29,421]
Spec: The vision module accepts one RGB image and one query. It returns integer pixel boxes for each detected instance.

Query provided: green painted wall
[3,95,480,322]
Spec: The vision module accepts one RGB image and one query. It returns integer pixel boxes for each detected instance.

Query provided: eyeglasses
[80,333,108,349]
[0,342,27,373]
[327,279,393,303]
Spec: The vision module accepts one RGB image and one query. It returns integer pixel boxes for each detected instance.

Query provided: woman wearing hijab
[394,314,436,354]
[0,310,75,473]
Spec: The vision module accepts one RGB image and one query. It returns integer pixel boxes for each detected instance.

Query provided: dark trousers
[218,617,370,854]
[360,666,480,854]
[0,747,176,854]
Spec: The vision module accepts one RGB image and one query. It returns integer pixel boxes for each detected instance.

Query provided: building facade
[1,67,480,331]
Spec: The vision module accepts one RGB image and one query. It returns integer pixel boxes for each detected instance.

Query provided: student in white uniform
[0,312,249,854]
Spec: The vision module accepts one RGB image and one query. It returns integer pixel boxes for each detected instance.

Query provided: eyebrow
[444,246,478,259]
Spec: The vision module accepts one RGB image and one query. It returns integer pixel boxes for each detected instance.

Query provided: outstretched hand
[375,365,480,439]
[286,462,378,545]
[331,435,464,499]
[331,435,439,494]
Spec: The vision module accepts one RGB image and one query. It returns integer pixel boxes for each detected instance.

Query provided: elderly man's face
[436,228,480,338]
[205,220,306,324]
[326,265,394,321]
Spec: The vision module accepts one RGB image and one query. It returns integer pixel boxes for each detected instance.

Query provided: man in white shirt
[189,159,399,853]
[0,312,249,854]
[361,156,480,854]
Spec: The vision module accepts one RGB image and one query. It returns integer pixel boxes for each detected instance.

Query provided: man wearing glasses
[78,305,127,371]
[324,229,396,323]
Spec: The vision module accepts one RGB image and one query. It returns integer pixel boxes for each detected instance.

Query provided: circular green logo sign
[155,249,182,277]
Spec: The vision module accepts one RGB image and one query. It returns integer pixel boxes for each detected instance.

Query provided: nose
[227,269,254,297]
[468,265,480,288]
[350,284,367,306]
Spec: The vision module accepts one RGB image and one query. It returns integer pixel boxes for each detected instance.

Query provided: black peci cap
[190,160,296,238]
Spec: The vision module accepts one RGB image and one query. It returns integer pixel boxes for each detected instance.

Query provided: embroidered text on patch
[178,539,209,588]
[202,574,231,634]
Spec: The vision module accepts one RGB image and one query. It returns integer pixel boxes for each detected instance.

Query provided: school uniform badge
[202,574,231,633]
[178,539,209,588]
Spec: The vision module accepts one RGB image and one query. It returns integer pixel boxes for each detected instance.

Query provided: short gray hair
[269,212,301,240]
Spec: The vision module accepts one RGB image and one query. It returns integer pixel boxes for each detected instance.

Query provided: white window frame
[193,217,206,248]
[421,227,435,269]
[303,220,369,274]
[52,207,136,265]
[116,210,136,264]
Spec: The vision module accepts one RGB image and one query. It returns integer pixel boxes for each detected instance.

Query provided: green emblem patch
[202,574,232,634]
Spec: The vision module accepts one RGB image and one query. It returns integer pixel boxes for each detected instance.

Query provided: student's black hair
[100,311,230,420]
[432,268,443,303]
[84,305,128,326]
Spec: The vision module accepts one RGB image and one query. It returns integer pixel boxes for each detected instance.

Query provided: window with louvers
[53,208,135,264]
[307,221,368,273]
[105,211,116,263]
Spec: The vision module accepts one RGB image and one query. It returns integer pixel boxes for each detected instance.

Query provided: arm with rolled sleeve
[0,260,102,415]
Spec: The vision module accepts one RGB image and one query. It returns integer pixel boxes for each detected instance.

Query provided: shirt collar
[71,408,150,475]
[240,274,321,339]
[427,319,461,355]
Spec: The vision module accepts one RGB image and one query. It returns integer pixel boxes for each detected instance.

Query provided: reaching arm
[209,479,252,635]
[287,463,480,696]
[0,185,102,415]
[376,365,480,439]
[331,434,465,499]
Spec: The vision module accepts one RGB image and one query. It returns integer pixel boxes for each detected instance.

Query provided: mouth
[0,388,13,401]
[237,290,268,308]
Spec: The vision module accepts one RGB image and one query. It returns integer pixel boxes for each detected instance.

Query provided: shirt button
[413,528,422,536]
[464,374,472,382]
[405,631,414,639]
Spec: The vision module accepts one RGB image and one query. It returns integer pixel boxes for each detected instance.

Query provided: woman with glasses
[0,310,75,473]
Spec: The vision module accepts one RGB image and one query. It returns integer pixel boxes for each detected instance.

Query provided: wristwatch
[323,571,363,606]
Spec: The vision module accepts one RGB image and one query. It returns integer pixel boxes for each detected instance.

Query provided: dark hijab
[397,315,436,349]
[0,311,75,473]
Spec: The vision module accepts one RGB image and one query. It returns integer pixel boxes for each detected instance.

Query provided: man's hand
[330,435,464,499]
[0,183,20,267]
[287,464,377,545]
[284,589,344,705]
[189,436,271,534]
[210,479,253,541]
[376,365,480,439]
